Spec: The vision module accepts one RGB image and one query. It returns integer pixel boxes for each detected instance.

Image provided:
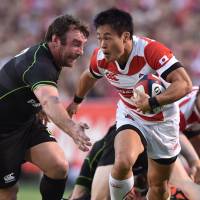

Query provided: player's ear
[51,35,61,47]
[122,32,130,43]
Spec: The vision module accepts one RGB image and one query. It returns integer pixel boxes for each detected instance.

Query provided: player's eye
[72,40,82,47]
[104,37,112,41]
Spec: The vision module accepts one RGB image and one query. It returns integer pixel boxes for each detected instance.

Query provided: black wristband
[148,96,160,112]
[74,95,84,104]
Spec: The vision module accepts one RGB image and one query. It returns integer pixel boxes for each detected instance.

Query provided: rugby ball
[134,74,166,113]
[134,74,165,97]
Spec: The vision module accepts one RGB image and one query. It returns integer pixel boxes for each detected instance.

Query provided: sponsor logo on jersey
[117,88,133,98]
[27,99,41,107]
[125,114,135,121]
[139,73,144,78]
[105,72,119,81]
[110,182,122,188]
[4,172,16,183]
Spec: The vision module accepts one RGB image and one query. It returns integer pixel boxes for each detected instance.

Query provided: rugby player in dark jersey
[0,14,91,200]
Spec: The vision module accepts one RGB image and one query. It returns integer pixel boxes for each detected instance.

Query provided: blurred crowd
[0,0,200,99]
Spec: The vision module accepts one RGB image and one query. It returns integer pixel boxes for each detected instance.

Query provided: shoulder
[134,35,172,57]
[141,37,174,70]
[90,48,108,69]
[91,48,105,62]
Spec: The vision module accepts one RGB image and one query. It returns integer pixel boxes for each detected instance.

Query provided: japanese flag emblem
[159,55,169,65]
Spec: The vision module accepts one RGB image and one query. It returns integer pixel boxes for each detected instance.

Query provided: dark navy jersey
[0,42,61,132]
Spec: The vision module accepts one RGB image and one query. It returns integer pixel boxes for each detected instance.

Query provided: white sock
[109,174,134,200]
[146,191,171,200]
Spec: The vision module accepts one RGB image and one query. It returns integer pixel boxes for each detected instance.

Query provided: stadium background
[0,0,199,199]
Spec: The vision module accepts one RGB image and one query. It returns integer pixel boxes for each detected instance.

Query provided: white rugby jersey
[178,86,200,131]
[89,35,180,123]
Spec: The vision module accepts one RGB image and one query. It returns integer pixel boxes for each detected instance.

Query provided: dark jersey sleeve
[22,55,59,91]
[75,137,105,191]
[75,125,116,191]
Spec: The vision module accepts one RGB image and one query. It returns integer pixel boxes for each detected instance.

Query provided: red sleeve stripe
[179,98,190,108]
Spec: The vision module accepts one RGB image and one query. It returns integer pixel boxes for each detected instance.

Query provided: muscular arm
[180,133,200,167]
[34,85,76,136]
[157,67,192,105]
[134,67,192,113]
[34,85,91,152]
[180,133,200,183]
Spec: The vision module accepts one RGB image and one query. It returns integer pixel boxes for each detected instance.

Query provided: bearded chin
[65,60,74,68]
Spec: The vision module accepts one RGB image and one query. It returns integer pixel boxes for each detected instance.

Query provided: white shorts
[116,101,181,159]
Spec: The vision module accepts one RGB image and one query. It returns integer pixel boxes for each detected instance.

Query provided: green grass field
[18,183,71,200]
[18,184,40,200]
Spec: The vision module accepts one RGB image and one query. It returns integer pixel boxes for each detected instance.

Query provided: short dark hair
[94,8,134,39]
[45,14,89,44]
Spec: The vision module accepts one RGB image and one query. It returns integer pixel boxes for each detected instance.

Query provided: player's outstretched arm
[67,69,98,117]
[34,85,91,152]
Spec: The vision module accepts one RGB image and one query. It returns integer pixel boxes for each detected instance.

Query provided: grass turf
[17,183,71,200]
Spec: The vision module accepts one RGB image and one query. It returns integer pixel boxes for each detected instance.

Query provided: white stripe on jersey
[156,56,178,76]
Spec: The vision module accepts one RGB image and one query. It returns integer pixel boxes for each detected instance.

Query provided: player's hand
[124,187,142,200]
[67,102,80,118]
[190,160,200,184]
[131,89,150,113]
[70,121,92,152]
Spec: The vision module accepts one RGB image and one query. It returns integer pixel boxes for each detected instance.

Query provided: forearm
[42,96,75,137]
[180,133,200,167]
[34,85,76,137]
[35,85,91,152]
[157,81,191,106]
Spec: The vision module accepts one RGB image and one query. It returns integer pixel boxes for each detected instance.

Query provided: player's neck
[118,39,133,66]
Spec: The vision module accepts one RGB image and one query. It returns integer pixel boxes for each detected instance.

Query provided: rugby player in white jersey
[67,8,192,200]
